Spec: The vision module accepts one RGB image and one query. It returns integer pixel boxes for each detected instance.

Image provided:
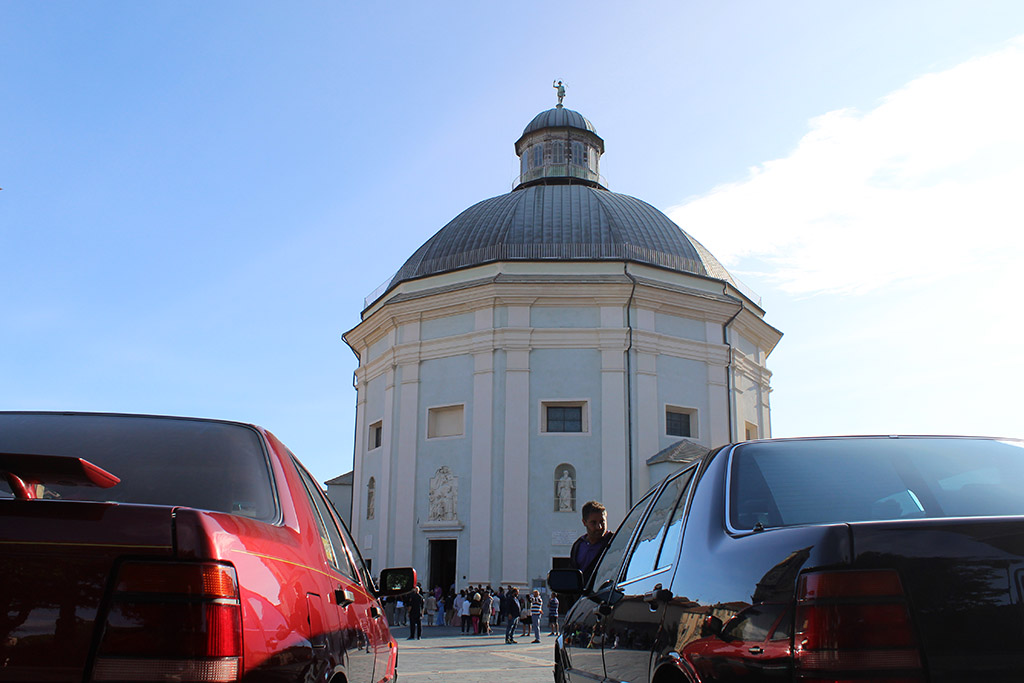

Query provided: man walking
[504,588,521,644]
[547,592,560,636]
[406,587,424,640]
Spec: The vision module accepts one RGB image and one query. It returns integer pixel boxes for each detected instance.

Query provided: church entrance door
[429,539,457,595]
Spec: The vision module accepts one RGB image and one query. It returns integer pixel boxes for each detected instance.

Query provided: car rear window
[730,437,1024,530]
[0,413,277,521]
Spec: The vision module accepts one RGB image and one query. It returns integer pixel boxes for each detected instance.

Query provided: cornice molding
[357,325,738,384]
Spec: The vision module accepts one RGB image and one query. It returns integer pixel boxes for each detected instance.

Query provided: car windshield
[729,437,1024,530]
[0,413,277,521]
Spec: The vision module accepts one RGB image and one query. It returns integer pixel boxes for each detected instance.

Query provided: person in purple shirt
[569,500,614,586]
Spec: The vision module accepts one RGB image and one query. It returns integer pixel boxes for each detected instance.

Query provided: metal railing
[513,164,606,189]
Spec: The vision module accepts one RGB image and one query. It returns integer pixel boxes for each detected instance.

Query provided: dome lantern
[513,82,606,190]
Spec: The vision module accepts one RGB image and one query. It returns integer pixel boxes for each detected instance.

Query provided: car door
[295,461,377,683]
[561,488,655,682]
[602,467,696,683]
[327,500,394,682]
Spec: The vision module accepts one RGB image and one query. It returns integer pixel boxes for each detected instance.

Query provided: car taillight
[795,569,925,683]
[91,561,242,682]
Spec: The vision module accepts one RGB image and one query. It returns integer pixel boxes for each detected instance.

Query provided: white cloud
[670,36,1024,296]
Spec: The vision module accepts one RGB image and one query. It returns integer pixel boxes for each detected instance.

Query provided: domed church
[340,89,781,592]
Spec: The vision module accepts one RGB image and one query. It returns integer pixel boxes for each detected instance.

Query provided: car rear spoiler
[0,452,120,500]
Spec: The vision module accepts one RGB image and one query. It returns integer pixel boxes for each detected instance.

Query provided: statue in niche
[428,466,458,521]
[557,469,575,512]
[367,478,375,520]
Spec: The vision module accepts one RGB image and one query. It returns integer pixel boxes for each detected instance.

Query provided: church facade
[340,97,782,591]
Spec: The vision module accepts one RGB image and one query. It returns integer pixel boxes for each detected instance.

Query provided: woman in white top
[460,591,472,633]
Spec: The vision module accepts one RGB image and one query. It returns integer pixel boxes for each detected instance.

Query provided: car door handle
[335,588,356,607]
[643,586,673,609]
[370,605,382,619]
[748,646,764,655]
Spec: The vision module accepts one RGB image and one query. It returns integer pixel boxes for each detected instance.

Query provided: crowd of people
[379,499,613,646]
[382,583,560,644]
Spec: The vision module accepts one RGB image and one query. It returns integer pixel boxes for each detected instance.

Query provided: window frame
[586,487,657,594]
[426,403,465,440]
[368,420,383,450]
[616,466,697,588]
[541,400,589,435]
[665,405,698,438]
[744,421,759,441]
[571,141,585,167]
[293,457,361,582]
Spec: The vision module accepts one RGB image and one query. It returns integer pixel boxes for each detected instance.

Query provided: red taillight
[795,570,924,682]
[92,561,242,682]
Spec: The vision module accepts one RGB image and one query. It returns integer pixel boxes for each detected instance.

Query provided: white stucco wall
[343,262,780,588]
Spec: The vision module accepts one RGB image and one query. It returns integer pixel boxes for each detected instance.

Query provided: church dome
[385,184,737,293]
[371,97,740,305]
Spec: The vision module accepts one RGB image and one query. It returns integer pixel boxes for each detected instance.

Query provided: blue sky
[3,2,1022,485]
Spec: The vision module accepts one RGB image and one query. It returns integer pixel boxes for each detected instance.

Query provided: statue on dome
[553,79,566,107]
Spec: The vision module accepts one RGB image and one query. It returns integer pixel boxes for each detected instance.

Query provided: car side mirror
[547,568,584,594]
[700,615,724,639]
[377,567,417,597]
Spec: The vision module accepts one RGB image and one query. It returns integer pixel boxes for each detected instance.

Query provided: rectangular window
[745,421,759,441]
[666,407,696,438]
[550,141,565,164]
[542,401,588,433]
[0,413,276,520]
[571,141,584,166]
[427,404,464,439]
[548,406,581,432]
[729,437,1024,529]
[369,421,382,450]
[620,466,695,584]
[293,458,358,581]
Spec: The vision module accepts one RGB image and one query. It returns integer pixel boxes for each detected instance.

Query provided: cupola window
[549,141,566,164]
[532,144,543,169]
[571,141,585,166]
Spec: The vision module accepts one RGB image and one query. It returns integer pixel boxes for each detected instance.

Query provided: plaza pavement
[389,623,556,682]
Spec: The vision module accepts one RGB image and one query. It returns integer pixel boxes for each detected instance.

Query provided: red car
[0,411,414,683]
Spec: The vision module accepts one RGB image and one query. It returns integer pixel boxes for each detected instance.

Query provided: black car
[549,435,1024,682]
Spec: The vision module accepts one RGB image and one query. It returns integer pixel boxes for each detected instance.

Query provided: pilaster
[634,351,658,498]
[378,366,396,566]
[501,337,530,585]
[393,361,419,566]
[468,349,494,583]
[707,362,731,446]
[600,347,628,525]
[350,377,366,547]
